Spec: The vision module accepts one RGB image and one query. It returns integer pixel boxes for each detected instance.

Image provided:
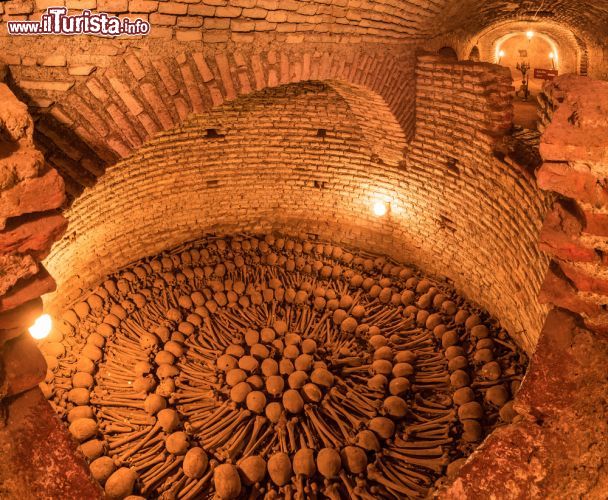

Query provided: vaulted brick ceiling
[428,0,608,41]
[3,0,606,202]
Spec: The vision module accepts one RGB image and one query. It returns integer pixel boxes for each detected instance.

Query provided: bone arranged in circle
[43,234,528,499]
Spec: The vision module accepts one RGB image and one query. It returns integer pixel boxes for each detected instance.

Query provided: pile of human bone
[40,234,527,499]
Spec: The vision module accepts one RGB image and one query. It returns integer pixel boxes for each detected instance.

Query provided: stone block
[19,80,75,92]
[538,200,597,263]
[0,267,56,313]
[539,264,601,318]
[583,211,608,238]
[215,5,241,17]
[0,254,38,296]
[0,168,66,230]
[0,84,33,142]
[97,0,128,12]
[0,297,42,331]
[536,162,608,207]
[187,4,214,15]
[0,143,44,191]
[68,65,96,76]
[175,30,202,41]
[158,1,186,14]
[149,12,177,25]
[559,261,608,296]
[5,1,34,15]
[124,53,146,80]
[65,0,96,8]
[41,55,67,67]
[540,76,608,164]
[128,0,157,12]
[1,333,46,396]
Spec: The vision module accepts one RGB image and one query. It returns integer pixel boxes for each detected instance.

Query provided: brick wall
[439,73,608,499]
[404,55,550,352]
[46,57,550,354]
[44,81,409,307]
[0,0,441,42]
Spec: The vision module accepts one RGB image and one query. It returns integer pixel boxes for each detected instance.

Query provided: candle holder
[516,61,531,101]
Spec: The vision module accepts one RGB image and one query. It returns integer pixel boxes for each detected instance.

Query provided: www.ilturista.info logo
[7,7,150,36]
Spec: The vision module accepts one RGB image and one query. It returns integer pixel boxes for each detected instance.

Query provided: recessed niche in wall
[446,157,460,176]
[205,128,225,138]
[439,213,457,232]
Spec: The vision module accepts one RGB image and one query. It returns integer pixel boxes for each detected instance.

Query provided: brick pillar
[535,74,608,332]
[0,80,101,498]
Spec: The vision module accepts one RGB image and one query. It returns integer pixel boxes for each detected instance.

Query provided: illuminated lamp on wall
[372,200,389,217]
[29,314,52,340]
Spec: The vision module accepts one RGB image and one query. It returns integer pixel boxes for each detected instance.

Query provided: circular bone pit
[41,234,527,499]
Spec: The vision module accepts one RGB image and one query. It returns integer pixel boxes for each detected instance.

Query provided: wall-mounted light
[498,50,505,63]
[29,314,52,340]
[549,52,556,69]
[372,200,389,217]
[526,31,534,40]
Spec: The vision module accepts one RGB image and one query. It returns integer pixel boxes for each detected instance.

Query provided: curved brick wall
[46,63,550,353]
[45,81,407,303]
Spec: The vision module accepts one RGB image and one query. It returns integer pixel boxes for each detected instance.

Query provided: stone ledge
[0,212,68,259]
[539,265,601,317]
[0,168,66,230]
[538,200,598,263]
[536,161,608,208]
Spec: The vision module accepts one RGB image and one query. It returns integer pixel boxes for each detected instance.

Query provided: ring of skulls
[41,233,528,499]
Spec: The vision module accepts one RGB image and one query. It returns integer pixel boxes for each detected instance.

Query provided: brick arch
[28,48,413,198]
[461,19,587,77]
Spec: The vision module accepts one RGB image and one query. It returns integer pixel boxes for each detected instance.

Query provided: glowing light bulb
[372,201,388,217]
[29,314,52,340]
[499,50,505,58]
[526,31,534,40]
[549,52,555,59]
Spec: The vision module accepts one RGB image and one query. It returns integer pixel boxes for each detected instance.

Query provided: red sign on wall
[534,68,559,80]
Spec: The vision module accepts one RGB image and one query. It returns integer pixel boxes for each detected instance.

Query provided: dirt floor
[511,73,546,130]
[513,97,540,129]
